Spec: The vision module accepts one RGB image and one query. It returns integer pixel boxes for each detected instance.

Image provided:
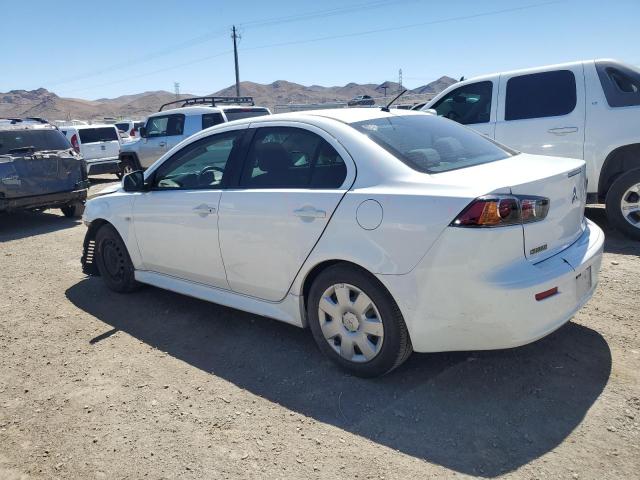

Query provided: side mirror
[139,126,147,138]
[122,170,146,192]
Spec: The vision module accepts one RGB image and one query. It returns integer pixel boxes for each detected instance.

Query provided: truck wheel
[94,224,140,293]
[605,169,640,241]
[117,156,138,179]
[60,202,85,218]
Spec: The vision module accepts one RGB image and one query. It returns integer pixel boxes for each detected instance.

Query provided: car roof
[65,124,117,130]
[0,122,58,132]
[235,107,428,126]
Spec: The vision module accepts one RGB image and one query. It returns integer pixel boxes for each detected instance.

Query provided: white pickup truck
[424,59,640,239]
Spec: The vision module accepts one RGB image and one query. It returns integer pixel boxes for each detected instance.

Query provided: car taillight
[452,195,550,227]
[130,128,136,136]
[70,134,80,153]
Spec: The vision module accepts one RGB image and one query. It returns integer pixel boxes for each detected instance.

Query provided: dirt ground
[1,177,639,480]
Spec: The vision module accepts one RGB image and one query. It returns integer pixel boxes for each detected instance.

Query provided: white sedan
[81,108,604,377]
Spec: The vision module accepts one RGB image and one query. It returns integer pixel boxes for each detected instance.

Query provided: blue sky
[3,0,639,100]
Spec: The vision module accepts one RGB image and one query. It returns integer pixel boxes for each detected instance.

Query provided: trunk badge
[571,187,578,204]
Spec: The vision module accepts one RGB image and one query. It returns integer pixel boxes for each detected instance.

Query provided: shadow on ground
[66,279,611,477]
[0,210,80,242]
[585,206,640,255]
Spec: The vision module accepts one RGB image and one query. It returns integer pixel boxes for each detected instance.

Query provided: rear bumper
[0,189,87,212]
[378,219,605,353]
[86,157,120,175]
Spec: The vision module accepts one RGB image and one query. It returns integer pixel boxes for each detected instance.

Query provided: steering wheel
[198,166,224,186]
[445,111,460,121]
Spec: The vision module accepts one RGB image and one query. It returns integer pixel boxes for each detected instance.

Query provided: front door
[218,123,355,301]
[494,67,586,159]
[132,128,247,288]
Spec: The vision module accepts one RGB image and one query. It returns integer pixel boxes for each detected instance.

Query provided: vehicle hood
[91,183,122,198]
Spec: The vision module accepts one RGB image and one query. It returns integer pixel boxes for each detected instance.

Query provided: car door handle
[548,127,578,135]
[293,207,326,219]
[159,141,167,147]
[193,204,217,216]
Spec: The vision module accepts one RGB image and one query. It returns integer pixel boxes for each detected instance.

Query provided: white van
[424,59,640,239]
[61,124,121,176]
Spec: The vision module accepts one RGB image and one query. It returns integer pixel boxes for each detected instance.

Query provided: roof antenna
[381,89,407,112]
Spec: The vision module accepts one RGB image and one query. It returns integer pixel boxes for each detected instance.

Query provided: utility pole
[381,84,388,97]
[398,69,403,92]
[174,82,180,101]
[231,25,241,96]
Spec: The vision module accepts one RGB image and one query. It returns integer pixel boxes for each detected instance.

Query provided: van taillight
[70,134,80,153]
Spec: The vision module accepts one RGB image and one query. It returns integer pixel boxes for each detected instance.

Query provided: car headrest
[433,137,464,159]
[256,142,290,172]
[406,148,441,168]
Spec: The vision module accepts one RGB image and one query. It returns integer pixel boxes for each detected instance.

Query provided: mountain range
[0,76,456,121]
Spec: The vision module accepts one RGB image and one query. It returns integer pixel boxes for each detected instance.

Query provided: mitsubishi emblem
[571,186,578,204]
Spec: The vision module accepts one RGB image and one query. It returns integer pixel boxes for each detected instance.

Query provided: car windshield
[223,108,270,122]
[351,114,514,173]
[0,129,71,155]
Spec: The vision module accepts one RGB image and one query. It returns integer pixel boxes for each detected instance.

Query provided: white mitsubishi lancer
[81,108,604,377]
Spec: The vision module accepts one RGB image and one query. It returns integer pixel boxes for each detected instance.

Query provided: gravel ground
[1,178,639,479]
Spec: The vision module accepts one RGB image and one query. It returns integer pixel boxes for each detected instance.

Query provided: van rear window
[79,127,118,143]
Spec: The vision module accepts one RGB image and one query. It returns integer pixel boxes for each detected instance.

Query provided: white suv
[424,59,640,239]
[60,124,121,176]
[119,96,270,172]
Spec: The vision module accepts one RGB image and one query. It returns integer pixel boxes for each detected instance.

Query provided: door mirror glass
[122,170,146,192]
[139,126,147,138]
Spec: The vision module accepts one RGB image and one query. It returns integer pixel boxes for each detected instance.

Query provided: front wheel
[307,264,412,377]
[605,169,640,241]
[60,202,85,218]
[118,156,138,179]
[95,224,140,293]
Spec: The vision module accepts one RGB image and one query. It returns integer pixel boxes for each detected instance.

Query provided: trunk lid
[427,153,587,262]
[0,151,85,198]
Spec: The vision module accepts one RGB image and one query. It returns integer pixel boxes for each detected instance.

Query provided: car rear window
[115,122,130,131]
[223,108,270,122]
[0,129,71,155]
[78,127,118,143]
[351,114,513,174]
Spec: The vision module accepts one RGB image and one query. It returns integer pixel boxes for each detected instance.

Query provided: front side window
[146,116,169,137]
[431,81,493,124]
[240,127,347,189]
[352,114,513,174]
[152,130,243,190]
[505,70,577,121]
[596,60,640,108]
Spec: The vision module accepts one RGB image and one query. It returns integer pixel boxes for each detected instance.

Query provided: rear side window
[431,81,493,124]
[223,108,270,122]
[115,122,129,132]
[505,70,577,121]
[78,127,118,143]
[595,60,640,107]
[202,113,225,129]
[240,127,346,189]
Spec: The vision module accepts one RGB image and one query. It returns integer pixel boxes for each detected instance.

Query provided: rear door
[429,79,497,138]
[494,66,586,159]
[78,126,120,160]
[218,123,355,301]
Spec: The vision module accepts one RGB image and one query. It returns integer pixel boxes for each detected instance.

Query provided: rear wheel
[307,264,412,377]
[605,169,640,241]
[60,202,85,218]
[95,224,140,292]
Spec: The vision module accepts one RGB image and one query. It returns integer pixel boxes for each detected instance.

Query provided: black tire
[307,264,412,377]
[60,202,85,218]
[118,155,138,179]
[94,224,140,293]
[605,168,640,241]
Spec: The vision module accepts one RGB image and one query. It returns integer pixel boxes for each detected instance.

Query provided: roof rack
[158,96,255,111]
[0,117,50,125]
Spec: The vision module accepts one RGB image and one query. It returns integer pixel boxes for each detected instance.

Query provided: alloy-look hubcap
[318,283,384,363]
[620,182,640,228]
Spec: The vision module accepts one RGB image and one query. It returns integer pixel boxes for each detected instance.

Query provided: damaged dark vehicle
[0,120,88,217]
